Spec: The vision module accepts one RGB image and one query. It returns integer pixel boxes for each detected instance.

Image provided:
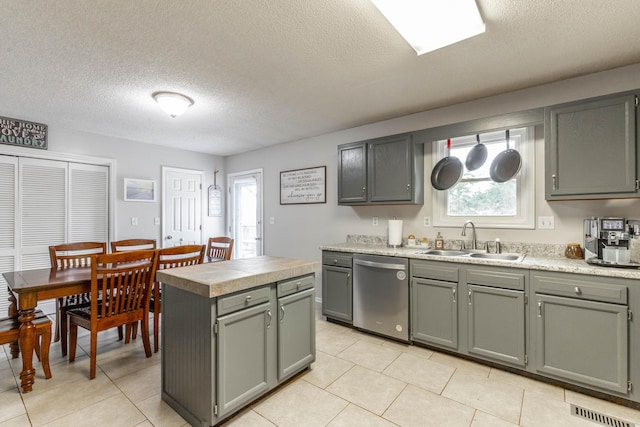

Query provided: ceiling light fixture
[152,91,194,118]
[371,0,485,55]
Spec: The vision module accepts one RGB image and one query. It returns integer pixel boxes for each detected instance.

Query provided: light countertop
[156,255,321,298]
[320,243,640,280]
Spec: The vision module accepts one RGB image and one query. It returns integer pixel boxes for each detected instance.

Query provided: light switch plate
[372,216,379,226]
[538,216,555,229]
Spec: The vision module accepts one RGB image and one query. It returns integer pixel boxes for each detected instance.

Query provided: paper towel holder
[388,217,403,248]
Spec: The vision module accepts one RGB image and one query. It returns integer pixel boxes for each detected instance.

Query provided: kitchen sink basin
[468,252,524,261]
[419,249,469,257]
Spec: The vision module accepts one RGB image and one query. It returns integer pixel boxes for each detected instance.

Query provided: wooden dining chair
[151,245,205,352]
[49,242,107,356]
[67,249,158,379]
[0,309,53,380]
[206,237,234,262]
[110,239,157,253]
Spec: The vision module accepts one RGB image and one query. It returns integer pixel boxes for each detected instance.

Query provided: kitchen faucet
[461,220,477,250]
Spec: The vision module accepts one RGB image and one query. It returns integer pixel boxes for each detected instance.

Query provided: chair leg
[124,324,131,344]
[141,316,152,358]
[117,325,123,341]
[68,321,78,362]
[89,330,98,380]
[34,335,42,362]
[54,298,62,342]
[9,339,19,359]
[131,321,138,340]
[60,307,68,357]
[40,326,52,379]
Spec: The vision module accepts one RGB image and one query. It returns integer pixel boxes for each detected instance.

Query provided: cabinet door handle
[346,272,351,280]
[552,174,557,190]
[406,183,411,193]
[452,288,456,303]
[266,310,272,328]
[362,187,366,194]
[280,305,285,321]
[468,290,472,305]
[537,301,542,317]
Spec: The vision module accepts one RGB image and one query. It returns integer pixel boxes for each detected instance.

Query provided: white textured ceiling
[2,1,640,156]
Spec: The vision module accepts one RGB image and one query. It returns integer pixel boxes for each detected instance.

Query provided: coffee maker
[583,217,632,265]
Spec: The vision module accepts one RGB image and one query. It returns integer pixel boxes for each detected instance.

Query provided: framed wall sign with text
[280,166,326,205]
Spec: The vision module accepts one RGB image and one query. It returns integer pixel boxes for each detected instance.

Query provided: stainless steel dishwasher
[353,253,409,341]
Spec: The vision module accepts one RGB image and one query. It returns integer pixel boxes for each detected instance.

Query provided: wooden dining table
[3,266,91,393]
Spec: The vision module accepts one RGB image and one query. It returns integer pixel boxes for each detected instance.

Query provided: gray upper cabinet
[545,91,639,200]
[338,133,424,205]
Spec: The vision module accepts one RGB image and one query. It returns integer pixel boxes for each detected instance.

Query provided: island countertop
[156,255,321,298]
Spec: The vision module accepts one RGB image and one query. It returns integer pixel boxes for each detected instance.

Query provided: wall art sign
[280,166,326,205]
[124,178,156,202]
[208,185,222,217]
[0,116,48,150]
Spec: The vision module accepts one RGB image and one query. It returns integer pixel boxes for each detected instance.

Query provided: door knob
[166,235,173,240]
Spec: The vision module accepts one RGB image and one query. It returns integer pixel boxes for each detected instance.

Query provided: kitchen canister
[388,219,403,247]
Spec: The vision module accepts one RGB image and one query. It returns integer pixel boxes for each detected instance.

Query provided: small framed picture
[124,178,156,202]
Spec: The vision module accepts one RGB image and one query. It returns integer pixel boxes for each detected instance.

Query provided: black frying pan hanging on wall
[431,138,463,190]
[490,129,522,182]
[465,134,487,171]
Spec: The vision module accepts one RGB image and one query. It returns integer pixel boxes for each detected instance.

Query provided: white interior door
[162,167,203,247]
[228,170,263,258]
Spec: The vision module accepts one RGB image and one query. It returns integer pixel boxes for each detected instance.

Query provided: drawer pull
[333,259,338,264]
[296,281,301,289]
[245,295,252,304]
[574,286,581,295]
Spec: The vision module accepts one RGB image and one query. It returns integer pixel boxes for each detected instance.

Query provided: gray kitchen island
[156,255,320,427]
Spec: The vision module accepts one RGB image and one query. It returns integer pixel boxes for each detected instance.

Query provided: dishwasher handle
[353,258,406,271]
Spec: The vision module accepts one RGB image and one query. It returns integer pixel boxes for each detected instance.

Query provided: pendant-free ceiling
[152,91,194,118]
[371,0,485,55]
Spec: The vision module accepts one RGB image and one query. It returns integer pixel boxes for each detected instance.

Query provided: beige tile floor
[2,307,640,427]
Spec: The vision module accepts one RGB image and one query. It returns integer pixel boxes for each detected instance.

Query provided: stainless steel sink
[468,252,524,261]
[419,249,469,257]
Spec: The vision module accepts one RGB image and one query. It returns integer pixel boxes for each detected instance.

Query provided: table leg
[18,307,37,393]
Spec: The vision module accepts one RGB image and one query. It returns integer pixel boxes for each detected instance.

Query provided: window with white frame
[432,127,535,229]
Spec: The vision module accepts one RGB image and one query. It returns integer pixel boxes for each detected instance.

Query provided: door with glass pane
[228,170,262,258]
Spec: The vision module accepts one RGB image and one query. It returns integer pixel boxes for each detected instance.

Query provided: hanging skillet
[490,129,522,182]
[465,134,487,171]
[431,138,463,190]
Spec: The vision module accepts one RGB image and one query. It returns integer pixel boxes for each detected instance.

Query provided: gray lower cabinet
[322,251,353,323]
[217,301,274,419]
[544,91,639,200]
[410,260,459,350]
[411,277,458,350]
[277,276,316,381]
[338,133,423,205]
[532,272,629,394]
[465,267,527,368]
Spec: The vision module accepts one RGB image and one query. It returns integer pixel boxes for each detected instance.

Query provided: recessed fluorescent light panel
[371,0,485,55]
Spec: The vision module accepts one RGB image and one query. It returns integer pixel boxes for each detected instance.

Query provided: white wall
[225,62,640,262]
[3,127,226,245]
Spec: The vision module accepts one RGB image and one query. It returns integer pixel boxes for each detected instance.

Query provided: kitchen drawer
[411,260,458,283]
[217,285,271,316]
[277,274,315,298]
[466,267,526,291]
[532,272,627,305]
[322,251,352,268]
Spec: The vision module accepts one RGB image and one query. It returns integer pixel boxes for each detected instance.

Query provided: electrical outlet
[269,217,275,225]
[154,217,160,225]
[372,216,379,226]
[538,216,555,229]
[131,217,138,226]
[423,216,431,227]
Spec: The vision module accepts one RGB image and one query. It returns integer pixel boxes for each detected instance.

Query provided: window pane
[447,180,516,216]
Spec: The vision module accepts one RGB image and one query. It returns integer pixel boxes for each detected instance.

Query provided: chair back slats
[110,239,157,253]
[91,250,157,321]
[206,237,234,262]
[49,242,107,270]
[157,245,206,270]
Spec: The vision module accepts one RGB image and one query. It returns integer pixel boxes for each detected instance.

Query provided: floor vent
[570,404,635,427]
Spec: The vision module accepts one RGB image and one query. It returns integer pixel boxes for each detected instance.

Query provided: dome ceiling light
[152,91,194,118]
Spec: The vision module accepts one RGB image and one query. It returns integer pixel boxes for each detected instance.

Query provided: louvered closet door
[19,158,67,270]
[0,156,18,316]
[69,163,108,242]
